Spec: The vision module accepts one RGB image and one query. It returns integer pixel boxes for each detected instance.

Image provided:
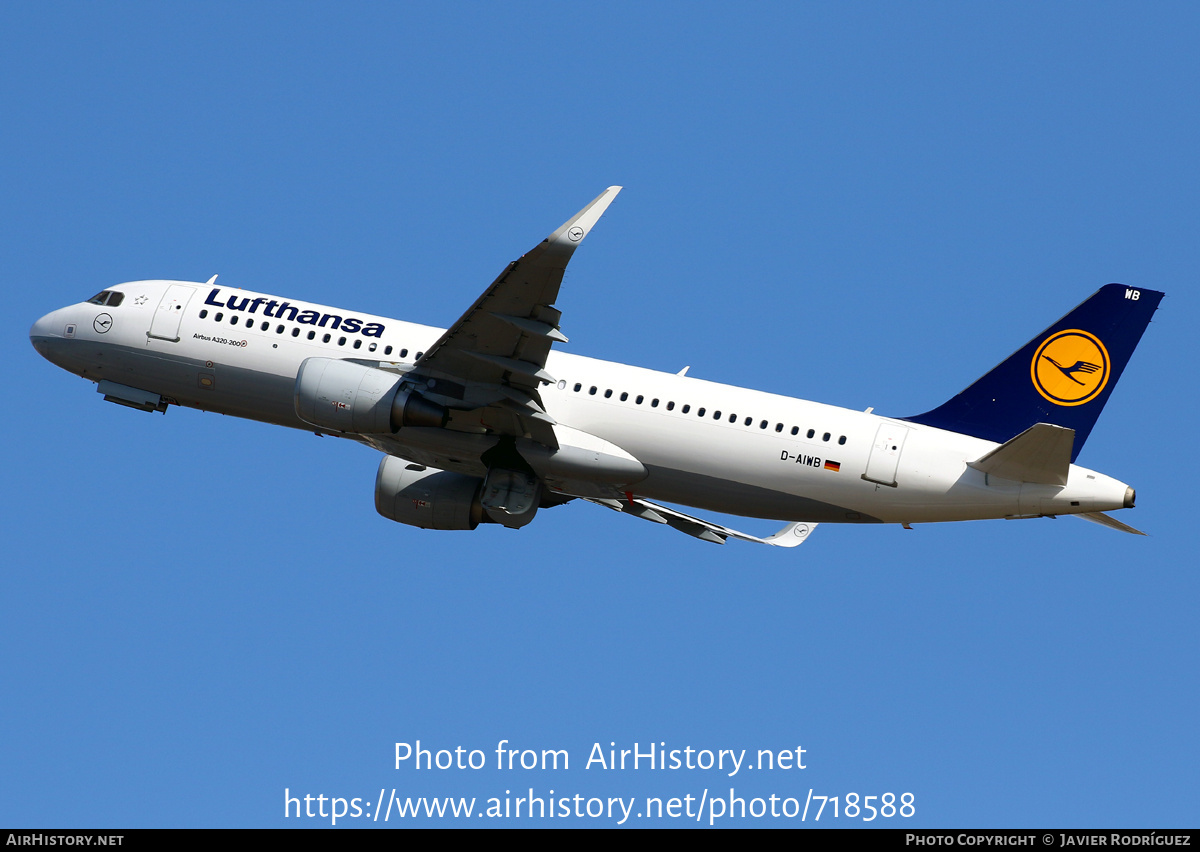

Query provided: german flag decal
[824,460,841,472]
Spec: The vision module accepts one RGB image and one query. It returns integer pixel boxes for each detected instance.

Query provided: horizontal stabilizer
[584,496,817,547]
[968,423,1074,485]
[1074,511,1146,536]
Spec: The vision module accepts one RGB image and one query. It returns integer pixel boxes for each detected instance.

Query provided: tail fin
[904,284,1163,461]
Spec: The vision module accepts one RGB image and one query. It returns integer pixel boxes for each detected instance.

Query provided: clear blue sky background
[3,2,1197,828]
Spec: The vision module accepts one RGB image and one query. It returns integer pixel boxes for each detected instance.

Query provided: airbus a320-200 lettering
[29,188,1163,547]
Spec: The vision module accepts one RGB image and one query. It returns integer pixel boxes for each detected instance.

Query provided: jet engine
[375,456,492,530]
[375,456,550,531]
[295,357,446,434]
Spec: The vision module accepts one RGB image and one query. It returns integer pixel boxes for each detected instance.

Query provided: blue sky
[3,2,1197,828]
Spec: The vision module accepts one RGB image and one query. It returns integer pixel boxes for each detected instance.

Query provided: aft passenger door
[862,421,911,487]
[148,284,196,342]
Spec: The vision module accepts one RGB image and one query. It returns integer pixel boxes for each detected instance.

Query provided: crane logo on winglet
[1031,329,1111,406]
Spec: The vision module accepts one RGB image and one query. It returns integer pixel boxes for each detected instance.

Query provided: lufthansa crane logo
[1031,329,1110,406]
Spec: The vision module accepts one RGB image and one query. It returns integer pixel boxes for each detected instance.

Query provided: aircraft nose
[30,311,56,354]
[30,307,72,362]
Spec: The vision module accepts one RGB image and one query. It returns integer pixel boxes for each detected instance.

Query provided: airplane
[29,187,1164,547]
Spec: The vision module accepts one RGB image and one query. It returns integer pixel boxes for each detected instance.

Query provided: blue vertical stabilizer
[903,284,1164,461]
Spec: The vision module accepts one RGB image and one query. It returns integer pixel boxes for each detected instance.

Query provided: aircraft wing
[409,187,622,448]
[584,496,818,547]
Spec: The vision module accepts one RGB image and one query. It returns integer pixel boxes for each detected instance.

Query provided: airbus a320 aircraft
[30,188,1163,546]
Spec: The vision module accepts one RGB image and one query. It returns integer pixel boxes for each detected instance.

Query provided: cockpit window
[86,290,124,307]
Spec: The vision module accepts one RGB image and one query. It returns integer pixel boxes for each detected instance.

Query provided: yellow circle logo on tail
[1031,329,1110,406]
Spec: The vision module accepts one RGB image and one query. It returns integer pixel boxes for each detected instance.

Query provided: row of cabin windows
[566,381,848,445]
[197,309,421,359]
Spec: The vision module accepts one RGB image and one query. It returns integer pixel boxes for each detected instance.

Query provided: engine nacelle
[295,357,446,434]
[375,456,491,530]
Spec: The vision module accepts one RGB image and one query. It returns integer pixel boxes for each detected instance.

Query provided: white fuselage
[30,280,1133,526]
